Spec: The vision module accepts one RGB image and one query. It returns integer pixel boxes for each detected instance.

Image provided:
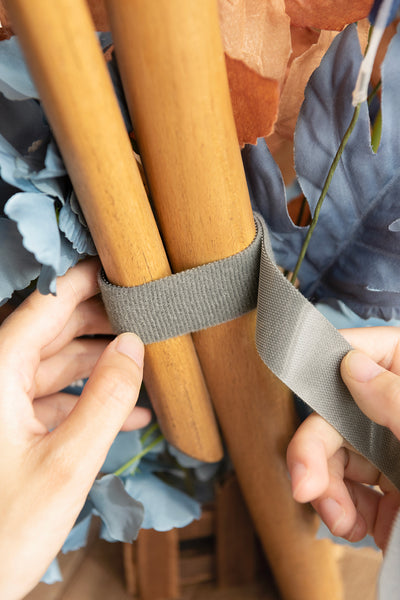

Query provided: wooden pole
[105,2,343,598]
[5,0,223,463]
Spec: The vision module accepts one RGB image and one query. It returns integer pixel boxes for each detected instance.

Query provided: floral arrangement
[1,0,400,584]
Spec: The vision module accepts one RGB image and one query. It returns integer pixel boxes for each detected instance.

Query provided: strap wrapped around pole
[105,2,344,598]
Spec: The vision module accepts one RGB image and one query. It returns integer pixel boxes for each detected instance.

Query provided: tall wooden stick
[6,0,223,462]
[106,1,343,598]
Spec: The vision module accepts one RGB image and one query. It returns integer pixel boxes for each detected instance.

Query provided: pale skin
[287,327,400,551]
[0,259,151,600]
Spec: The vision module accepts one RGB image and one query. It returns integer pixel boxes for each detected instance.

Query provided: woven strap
[99,212,400,490]
[99,212,400,598]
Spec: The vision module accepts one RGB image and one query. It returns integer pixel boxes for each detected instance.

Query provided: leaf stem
[113,433,165,477]
[140,421,161,445]
[290,104,361,285]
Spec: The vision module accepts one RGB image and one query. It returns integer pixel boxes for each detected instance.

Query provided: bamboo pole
[105,2,343,598]
[5,0,223,463]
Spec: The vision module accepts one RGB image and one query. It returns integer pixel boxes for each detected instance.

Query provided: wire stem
[290,103,361,285]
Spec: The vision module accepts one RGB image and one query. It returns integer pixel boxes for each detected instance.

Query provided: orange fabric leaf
[218,0,291,83]
[276,29,337,140]
[225,54,280,147]
[284,0,374,31]
[0,1,12,40]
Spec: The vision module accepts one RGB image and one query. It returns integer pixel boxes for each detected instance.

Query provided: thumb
[341,349,400,439]
[50,333,145,471]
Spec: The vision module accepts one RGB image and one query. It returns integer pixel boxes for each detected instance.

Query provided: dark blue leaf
[89,474,144,542]
[295,24,400,319]
[245,25,400,321]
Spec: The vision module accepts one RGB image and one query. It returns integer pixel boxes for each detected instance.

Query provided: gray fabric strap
[99,223,261,343]
[99,212,400,490]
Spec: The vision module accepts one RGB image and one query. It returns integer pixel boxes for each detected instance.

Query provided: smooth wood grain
[105,1,343,598]
[6,0,223,462]
[136,528,180,600]
[216,475,257,588]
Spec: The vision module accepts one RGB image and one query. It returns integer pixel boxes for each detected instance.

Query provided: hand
[0,259,150,599]
[287,327,400,551]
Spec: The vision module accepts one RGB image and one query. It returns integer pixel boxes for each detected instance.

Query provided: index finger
[0,258,101,386]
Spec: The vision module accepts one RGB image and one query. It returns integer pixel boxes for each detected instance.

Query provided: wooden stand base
[123,474,272,600]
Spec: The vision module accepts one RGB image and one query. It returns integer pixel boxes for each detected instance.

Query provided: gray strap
[99,212,400,489]
[99,221,261,343]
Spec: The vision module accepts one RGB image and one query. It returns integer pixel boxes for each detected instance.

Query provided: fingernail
[290,462,308,495]
[319,497,346,534]
[116,333,144,368]
[344,350,385,383]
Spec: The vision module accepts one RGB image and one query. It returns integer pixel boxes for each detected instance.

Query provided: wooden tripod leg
[6,0,223,463]
[105,1,343,598]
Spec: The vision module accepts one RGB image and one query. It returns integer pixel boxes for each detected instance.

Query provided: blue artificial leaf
[5,192,62,294]
[245,24,400,321]
[101,431,143,474]
[0,37,39,100]
[61,511,93,554]
[58,232,81,276]
[59,197,96,255]
[41,558,63,585]
[0,217,40,304]
[124,473,201,531]
[89,474,144,543]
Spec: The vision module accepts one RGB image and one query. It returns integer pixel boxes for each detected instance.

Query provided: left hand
[0,259,150,599]
[287,327,400,551]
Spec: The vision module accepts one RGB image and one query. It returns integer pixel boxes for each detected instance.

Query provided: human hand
[287,327,400,551]
[0,259,149,599]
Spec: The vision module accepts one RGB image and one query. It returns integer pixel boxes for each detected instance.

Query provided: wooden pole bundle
[5,0,223,463]
[105,2,344,599]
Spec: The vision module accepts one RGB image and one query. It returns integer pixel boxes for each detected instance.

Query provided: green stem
[368,79,381,105]
[289,104,361,285]
[113,433,165,477]
[140,421,161,445]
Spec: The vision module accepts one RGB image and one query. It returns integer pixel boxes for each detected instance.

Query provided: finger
[343,447,389,489]
[340,327,400,374]
[341,349,400,439]
[311,452,359,539]
[34,392,152,431]
[34,338,109,398]
[313,478,379,542]
[0,258,101,385]
[46,333,145,478]
[40,296,112,361]
[287,412,344,502]
[373,490,400,550]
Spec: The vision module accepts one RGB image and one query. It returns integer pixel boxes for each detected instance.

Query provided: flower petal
[90,474,144,543]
